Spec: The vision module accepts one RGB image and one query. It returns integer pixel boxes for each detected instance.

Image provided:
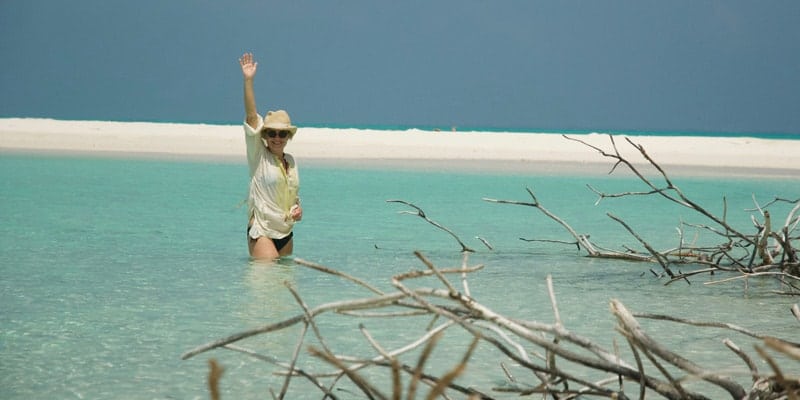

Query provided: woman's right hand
[239,52,258,80]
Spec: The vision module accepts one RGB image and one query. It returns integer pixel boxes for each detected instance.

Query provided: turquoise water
[1,151,798,399]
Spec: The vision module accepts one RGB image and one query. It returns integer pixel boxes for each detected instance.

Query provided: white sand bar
[1,118,798,177]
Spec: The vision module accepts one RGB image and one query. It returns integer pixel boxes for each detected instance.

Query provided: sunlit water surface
[1,153,797,399]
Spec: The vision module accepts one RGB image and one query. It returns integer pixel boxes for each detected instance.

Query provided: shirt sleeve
[244,115,263,136]
[244,116,265,174]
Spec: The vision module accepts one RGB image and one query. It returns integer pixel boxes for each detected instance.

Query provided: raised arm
[239,52,260,128]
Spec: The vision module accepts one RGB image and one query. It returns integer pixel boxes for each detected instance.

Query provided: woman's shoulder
[243,115,264,136]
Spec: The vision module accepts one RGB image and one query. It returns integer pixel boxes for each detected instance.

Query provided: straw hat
[262,110,297,136]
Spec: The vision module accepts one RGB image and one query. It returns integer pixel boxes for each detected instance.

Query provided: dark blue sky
[2,1,799,134]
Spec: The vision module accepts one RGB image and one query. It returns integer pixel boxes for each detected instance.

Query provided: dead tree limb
[611,300,748,399]
[563,134,754,246]
[387,199,475,253]
[482,134,799,291]
[484,188,652,262]
[207,359,224,400]
[607,212,675,278]
[186,254,798,399]
[484,187,599,256]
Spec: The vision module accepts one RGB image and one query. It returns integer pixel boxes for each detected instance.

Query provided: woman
[239,52,302,259]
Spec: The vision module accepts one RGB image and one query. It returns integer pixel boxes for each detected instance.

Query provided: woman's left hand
[290,204,303,222]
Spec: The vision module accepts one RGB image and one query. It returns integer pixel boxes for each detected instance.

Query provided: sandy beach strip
[1,118,798,177]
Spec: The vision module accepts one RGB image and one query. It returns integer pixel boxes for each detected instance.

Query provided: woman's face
[261,129,291,153]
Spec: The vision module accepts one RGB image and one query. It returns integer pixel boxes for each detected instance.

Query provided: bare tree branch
[387,199,475,253]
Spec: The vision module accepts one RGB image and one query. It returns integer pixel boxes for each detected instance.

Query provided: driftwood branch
[186,254,798,399]
[387,199,475,253]
[483,134,798,293]
[484,188,651,262]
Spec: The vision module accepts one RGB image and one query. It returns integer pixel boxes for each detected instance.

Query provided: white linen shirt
[244,118,300,240]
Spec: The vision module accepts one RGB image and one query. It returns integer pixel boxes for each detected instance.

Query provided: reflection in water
[243,257,297,323]
[238,257,302,362]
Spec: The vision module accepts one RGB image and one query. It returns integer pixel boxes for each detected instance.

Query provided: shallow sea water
[1,152,798,399]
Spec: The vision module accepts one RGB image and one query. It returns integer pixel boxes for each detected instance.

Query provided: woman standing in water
[238,52,302,259]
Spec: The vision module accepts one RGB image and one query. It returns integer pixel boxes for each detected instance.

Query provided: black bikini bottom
[248,226,294,252]
[271,231,294,251]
